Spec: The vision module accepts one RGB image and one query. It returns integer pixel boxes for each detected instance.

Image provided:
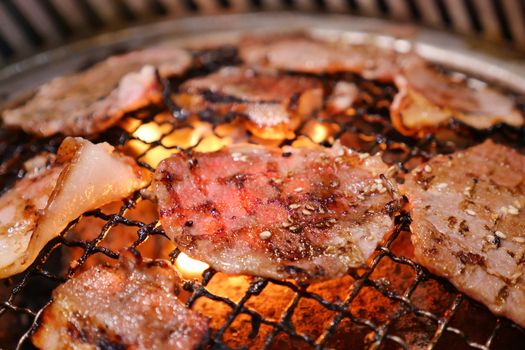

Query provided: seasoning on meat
[390,56,523,136]
[2,46,192,136]
[0,137,151,278]
[177,66,323,139]
[154,142,400,282]
[403,140,525,327]
[32,254,209,350]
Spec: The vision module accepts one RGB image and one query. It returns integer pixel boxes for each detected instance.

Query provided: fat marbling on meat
[32,254,209,350]
[2,46,192,136]
[154,143,400,282]
[403,140,525,327]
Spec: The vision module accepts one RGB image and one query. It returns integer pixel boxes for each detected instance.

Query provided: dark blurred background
[0,0,524,66]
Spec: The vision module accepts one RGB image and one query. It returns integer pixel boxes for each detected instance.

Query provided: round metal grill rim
[1,0,525,66]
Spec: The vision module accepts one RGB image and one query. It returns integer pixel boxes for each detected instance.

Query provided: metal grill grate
[0,46,525,350]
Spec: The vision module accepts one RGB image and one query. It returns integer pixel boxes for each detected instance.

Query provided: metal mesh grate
[1,46,525,350]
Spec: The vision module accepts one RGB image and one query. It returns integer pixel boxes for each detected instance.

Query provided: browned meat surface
[403,140,525,327]
[0,137,151,278]
[2,46,192,136]
[240,34,399,81]
[391,56,523,135]
[176,67,323,139]
[154,143,400,282]
[32,255,209,349]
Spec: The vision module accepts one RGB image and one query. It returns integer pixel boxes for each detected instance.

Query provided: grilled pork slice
[32,255,209,350]
[240,33,523,134]
[391,57,523,136]
[154,143,400,282]
[0,137,150,278]
[0,154,64,278]
[177,67,323,139]
[2,46,191,136]
[239,34,399,81]
[403,140,525,327]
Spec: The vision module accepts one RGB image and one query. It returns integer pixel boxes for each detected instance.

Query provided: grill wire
[1,46,525,350]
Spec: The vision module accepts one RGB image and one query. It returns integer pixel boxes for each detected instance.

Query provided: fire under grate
[1,45,525,350]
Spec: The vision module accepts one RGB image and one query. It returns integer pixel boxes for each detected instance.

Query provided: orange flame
[175,252,210,279]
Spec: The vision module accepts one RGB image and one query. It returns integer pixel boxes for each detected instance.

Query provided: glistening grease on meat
[2,46,191,136]
[32,254,209,350]
[154,143,400,282]
[177,66,323,139]
[403,140,525,327]
[0,137,151,278]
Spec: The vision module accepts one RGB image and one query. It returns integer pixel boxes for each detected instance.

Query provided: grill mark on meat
[66,318,126,350]
[455,252,486,266]
[458,220,469,235]
[414,172,435,191]
[222,173,249,189]
[188,157,199,169]
[447,216,457,229]
[200,90,250,104]
[496,286,510,306]
[154,142,399,282]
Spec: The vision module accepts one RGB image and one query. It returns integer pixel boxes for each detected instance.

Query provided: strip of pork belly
[154,143,400,282]
[2,46,192,137]
[0,154,64,278]
[239,34,399,81]
[176,66,323,139]
[403,140,525,327]
[390,57,523,136]
[0,137,151,278]
[32,255,209,350]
